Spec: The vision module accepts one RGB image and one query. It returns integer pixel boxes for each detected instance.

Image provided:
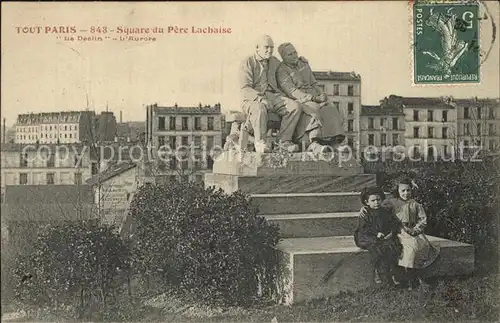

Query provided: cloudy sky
[2,1,499,126]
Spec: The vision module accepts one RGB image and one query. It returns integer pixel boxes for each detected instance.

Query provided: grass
[5,274,497,322]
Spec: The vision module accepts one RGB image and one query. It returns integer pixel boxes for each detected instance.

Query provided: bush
[377,159,500,275]
[130,181,281,306]
[12,220,131,319]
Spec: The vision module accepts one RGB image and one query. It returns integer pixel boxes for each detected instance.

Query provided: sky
[2,1,499,127]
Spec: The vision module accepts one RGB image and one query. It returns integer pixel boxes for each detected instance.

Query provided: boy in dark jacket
[354,186,403,286]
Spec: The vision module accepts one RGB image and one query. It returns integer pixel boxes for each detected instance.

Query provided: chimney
[120,110,123,123]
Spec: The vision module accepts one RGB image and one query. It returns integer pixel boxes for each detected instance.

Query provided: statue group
[225,35,346,154]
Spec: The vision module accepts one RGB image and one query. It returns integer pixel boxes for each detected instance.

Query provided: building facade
[0,143,93,202]
[314,71,362,151]
[145,103,223,182]
[15,111,117,145]
[359,104,406,158]
[454,98,500,154]
[383,95,458,160]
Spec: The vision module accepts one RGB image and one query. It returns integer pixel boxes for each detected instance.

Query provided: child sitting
[354,186,403,286]
[385,177,440,290]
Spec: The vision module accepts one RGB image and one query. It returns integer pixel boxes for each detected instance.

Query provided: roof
[453,98,500,106]
[381,95,456,109]
[151,103,222,115]
[313,71,361,82]
[361,105,405,116]
[3,185,94,222]
[16,110,96,125]
[85,162,137,186]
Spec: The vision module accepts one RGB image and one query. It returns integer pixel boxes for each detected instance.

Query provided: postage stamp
[413,1,480,84]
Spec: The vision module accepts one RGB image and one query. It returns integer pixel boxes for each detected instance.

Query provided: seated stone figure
[225,35,302,153]
[276,42,346,153]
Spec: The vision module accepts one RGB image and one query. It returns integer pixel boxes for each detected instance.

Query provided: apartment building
[384,95,457,159]
[145,103,223,182]
[15,111,117,145]
[313,71,362,150]
[359,103,406,158]
[0,143,93,202]
[454,98,500,154]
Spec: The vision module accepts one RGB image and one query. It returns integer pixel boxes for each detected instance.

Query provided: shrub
[11,220,131,319]
[130,181,281,306]
[377,159,499,275]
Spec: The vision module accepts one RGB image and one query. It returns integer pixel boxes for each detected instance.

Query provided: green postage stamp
[413,1,480,84]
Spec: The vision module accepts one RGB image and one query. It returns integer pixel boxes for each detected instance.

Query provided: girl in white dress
[384,177,440,290]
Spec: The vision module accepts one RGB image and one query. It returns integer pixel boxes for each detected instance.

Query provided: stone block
[204,173,376,194]
[211,151,363,177]
[275,236,474,305]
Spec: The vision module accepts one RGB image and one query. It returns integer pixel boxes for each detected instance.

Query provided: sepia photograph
[1,1,499,322]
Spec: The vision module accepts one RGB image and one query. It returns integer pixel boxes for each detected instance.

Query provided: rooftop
[313,71,361,82]
[382,95,456,109]
[150,103,222,115]
[361,105,405,116]
[85,161,137,186]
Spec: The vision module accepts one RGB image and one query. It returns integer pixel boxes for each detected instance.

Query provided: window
[181,160,189,170]
[380,118,386,128]
[413,127,420,138]
[20,153,28,167]
[182,117,189,130]
[158,136,166,148]
[46,172,55,185]
[181,136,189,146]
[47,153,55,167]
[317,84,325,93]
[464,123,470,135]
[333,101,340,110]
[489,140,496,151]
[347,120,354,132]
[477,124,481,136]
[194,117,202,130]
[169,136,177,149]
[392,134,399,145]
[413,110,419,121]
[392,118,398,130]
[442,110,448,122]
[443,145,449,157]
[169,117,176,130]
[207,117,214,130]
[347,137,354,147]
[206,136,214,150]
[347,103,354,115]
[74,173,82,185]
[69,133,72,138]
[194,159,202,169]
[65,125,67,131]
[489,124,495,136]
[195,174,203,183]
[194,136,202,148]
[368,134,375,145]
[347,85,354,96]
[207,155,214,169]
[464,107,469,119]
[19,173,28,185]
[158,117,166,130]
[170,156,178,169]
[368,118,374,130]
[381,134,387,146]
[428,110,433,122]
[442,127,448,139]
[477,107,482,119]
[333,84,339,95]
[413,146,420,157]
[427,146,435,159]
[489,107,495,119]
[428,127,434,138]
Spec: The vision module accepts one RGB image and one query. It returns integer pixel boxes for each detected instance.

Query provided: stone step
[212,151,363,177]
[264,212,358,238]
[250,192,362,214]
[275,235,474,305]
[205,173,376,194]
